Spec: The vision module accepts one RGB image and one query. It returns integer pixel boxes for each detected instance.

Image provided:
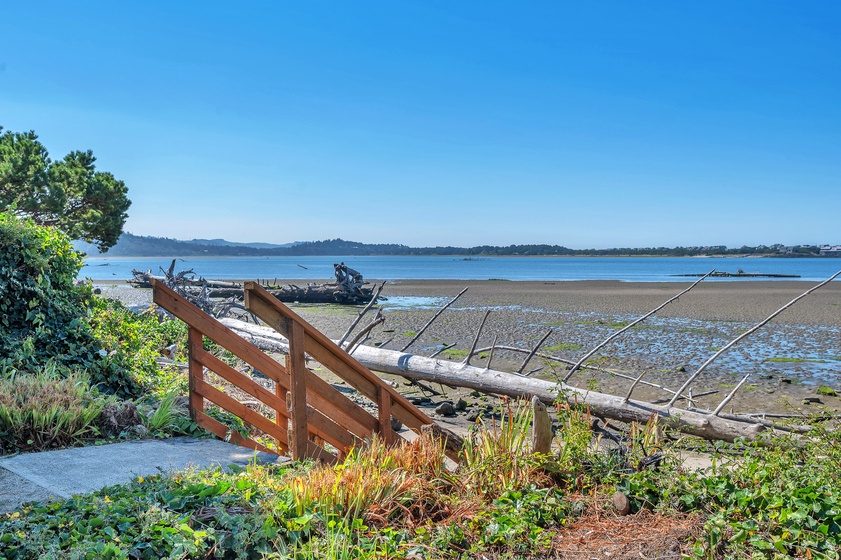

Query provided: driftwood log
[220,318,770,443]
[268,283,373,305]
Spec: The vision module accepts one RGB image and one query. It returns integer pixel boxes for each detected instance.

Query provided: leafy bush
[88,297,187,399]
[0,213,187,400]
[0,367,112,453]
[0,212,98,374]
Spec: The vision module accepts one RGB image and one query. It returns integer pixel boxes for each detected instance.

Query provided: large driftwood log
[220,318,768,443]
[268,283,374,305]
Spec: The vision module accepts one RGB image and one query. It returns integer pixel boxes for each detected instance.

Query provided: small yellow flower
[137,476,144,483]
[104,495,112,503]
[9,511,20,519]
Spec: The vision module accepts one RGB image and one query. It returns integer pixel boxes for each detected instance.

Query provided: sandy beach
[96,279,841,417]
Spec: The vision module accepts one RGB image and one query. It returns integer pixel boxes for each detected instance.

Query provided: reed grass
[0,365,112,452]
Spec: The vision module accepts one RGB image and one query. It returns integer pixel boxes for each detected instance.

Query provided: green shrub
[0,367,112,453]
[0,212,98,374]
[0,213,187,399]
[89,297,187,398]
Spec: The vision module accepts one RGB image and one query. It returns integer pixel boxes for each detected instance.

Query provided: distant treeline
[79,234,827,258]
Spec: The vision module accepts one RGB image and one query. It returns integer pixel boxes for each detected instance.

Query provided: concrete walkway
[0,437,286,513]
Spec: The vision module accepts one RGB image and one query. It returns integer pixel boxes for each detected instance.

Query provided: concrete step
[0,437,286,513]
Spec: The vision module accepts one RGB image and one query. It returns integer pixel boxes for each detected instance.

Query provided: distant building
[819,245,841,256]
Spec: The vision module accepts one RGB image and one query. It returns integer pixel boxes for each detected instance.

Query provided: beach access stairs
[151,280,441,464]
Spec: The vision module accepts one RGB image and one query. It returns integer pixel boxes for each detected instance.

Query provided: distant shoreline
[76,234,837,259]
[83,253,829,260]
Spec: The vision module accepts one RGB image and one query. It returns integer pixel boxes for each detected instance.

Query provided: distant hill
[74,234,829,258]
[188,238,300,250]
[74,234,303,256]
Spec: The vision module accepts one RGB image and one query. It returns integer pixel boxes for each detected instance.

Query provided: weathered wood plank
[531,395,552,454]
[194,346,286,412]
[188,327,205,421]
[196,346,361,450]
[287,320,308,461]
[377,386,394,445]
[156,279,374,448]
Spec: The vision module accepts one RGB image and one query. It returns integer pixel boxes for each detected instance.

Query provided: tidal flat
[98,278,841,419]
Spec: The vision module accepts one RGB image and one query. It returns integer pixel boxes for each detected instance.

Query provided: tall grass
[461,400,553,497]
[141,389,187,436]
[0,366,112,453]
[288,434,449,523]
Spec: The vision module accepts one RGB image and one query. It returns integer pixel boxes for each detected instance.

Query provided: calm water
[79,255,841,283]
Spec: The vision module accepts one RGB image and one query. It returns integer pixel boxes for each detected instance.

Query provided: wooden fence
[151,279,436,463]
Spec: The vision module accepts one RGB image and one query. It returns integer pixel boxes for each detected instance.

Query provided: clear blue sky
[3,2,839,249]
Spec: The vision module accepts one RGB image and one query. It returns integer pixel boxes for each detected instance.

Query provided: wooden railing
[151,279,435,463]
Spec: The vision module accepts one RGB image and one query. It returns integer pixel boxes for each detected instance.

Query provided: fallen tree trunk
[220,318,769,442]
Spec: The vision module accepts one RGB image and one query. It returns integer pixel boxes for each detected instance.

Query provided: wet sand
[97,279,841,417]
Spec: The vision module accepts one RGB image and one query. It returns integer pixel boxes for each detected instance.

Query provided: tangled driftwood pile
[131,260,375,306]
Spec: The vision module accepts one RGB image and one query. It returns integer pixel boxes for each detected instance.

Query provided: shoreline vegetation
[4,212,841,558]
[75,233,837,258]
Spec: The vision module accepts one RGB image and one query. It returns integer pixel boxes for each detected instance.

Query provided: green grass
[575,320,648,330]
[766,356,830,364]
[441,348,469,359]
[0,367,113,453]
[678,328,710,335]
[544,343,583,352]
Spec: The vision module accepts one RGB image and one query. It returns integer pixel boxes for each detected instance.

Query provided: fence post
[187,327,205,422]
[377,386,394,445]
[286,319,309,460]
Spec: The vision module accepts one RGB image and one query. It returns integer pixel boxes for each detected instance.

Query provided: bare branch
[463,310,492,365]
[517,329,553,374]
[667,269,841,407]
[400,287,468,352]
[651,390,717,404]
[429,343,456,359]
[347,309,385,355]
[339,281,386,347]
[485,334,498,370]
[712,374,751,416]
[475,344,681,396]
[623,370,650,403]
[563,269,715,382]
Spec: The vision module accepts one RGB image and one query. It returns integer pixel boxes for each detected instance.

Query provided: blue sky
[2,2,839,249]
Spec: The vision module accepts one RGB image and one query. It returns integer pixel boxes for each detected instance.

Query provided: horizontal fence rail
[151,278,441,463]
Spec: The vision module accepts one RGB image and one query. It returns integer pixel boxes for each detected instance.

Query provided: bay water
[80,255,841,283]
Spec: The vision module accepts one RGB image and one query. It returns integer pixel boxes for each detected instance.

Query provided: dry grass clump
[286,434,461,526]
[0,367,111,452]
